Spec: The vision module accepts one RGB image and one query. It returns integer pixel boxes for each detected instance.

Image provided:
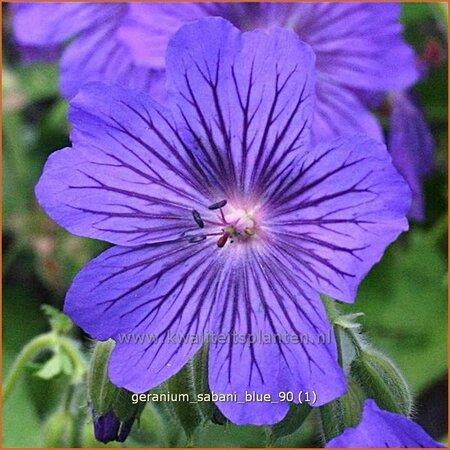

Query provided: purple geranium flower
[35,18,411,425]
[326,399,445,448]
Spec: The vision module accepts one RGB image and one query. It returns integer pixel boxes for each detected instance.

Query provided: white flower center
[187,200,262,248]
[216,205,258,248]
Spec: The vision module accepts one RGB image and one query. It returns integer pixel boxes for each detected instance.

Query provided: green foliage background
[2,3,448,448]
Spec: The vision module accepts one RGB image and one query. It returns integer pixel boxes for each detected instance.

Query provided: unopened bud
[350,349,412,416]
[88,340,145,444]
[82,419,120,448]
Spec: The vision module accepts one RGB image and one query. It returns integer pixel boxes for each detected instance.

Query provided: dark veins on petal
[174,49,312,200]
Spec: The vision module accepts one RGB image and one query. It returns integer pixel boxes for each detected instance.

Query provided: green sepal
[112,388,146,423]
[350,349,412,416]
[163,361,203,444]
[87,340,117,414]
[192,343,214,420]
[191,343,229,426]
[319,378,365,442]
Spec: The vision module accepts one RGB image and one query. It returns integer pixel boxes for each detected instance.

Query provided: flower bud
[81,420,120,448]
[92,410,121,444]
[43,410,76,447]
[350,349,412,416]
[88,340,145,444]
[319,378,365,442]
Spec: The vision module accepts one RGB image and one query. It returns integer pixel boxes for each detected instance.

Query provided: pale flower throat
[187,200,260,248]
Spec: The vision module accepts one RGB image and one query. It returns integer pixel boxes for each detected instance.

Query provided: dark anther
[192,210,204,228]
[188,235,206,243]
[217,232,230,248]
[208,199,227,210]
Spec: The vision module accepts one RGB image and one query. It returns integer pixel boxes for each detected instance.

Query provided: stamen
[217,232,230,248]
[208,199,227,210]
[188,235,206,243]
[186,202,258,248]
[192,209,204,228]
[219,208,227,223]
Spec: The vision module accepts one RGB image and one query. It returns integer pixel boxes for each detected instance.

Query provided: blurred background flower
[10,2,437,220]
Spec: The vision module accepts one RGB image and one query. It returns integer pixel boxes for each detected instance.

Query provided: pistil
[187,200,259,248]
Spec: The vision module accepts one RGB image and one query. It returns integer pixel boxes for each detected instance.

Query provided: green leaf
[60,351,73,376]
[41,304,73,334]
[34,353,62,380]
[319,379,365,443]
